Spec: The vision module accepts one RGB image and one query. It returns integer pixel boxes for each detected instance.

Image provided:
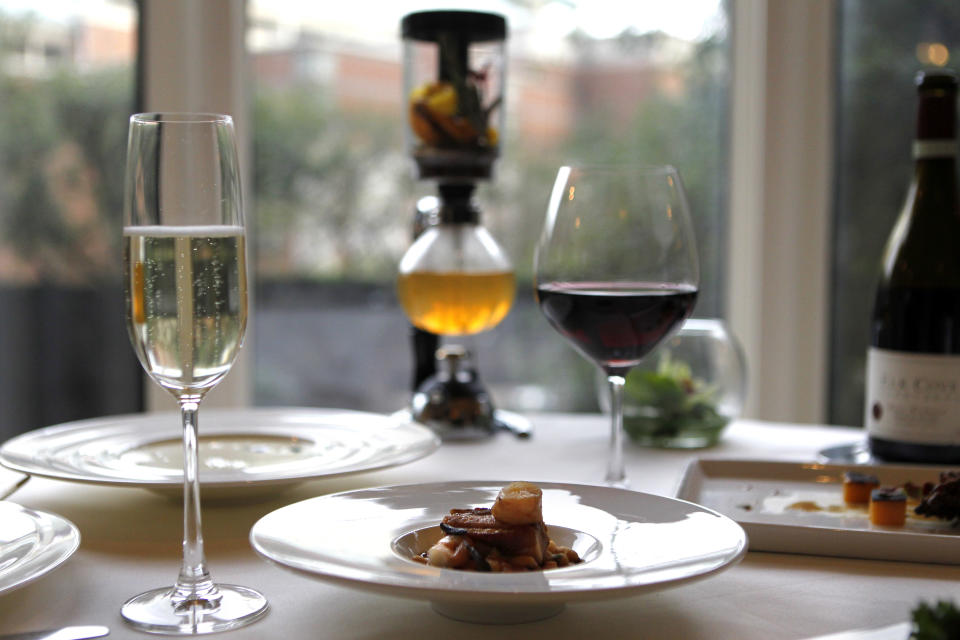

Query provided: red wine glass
[534,165,700,486]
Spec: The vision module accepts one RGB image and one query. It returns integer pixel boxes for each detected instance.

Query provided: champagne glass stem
[173,398,219,607]
[605,374,627,487]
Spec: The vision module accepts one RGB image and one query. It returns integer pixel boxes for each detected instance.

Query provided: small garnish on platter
[869,487,907,526]
[843,471,880,505]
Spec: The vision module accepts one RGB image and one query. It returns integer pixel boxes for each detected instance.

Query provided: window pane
[831,0,960,426]
[248,1,729,413]
[0,0,140,438]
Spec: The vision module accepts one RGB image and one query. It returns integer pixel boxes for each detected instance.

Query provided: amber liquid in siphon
[397,270,515,335]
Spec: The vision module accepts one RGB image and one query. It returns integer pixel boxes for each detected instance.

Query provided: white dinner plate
[0,408,440,498]
[250,480,748,624]
[0,501,80,595]
[676,459,960,564]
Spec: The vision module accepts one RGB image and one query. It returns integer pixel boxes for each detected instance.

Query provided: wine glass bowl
[121,113,267,634]
[534,165,700,485]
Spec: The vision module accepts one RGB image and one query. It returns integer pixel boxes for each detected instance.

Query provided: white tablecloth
[1,414,958,639]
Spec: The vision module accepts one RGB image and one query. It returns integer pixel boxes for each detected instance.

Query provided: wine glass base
[121,584,268,635]
[603,478,629,489]
[817,440,875,465]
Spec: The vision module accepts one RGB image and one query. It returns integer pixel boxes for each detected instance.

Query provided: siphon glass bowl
[597,318,747,448]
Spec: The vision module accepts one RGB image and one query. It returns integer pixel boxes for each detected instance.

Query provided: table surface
[0,413,958,640]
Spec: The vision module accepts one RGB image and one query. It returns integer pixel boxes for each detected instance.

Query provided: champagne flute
[121,113,268,634]
[534,165,700,487]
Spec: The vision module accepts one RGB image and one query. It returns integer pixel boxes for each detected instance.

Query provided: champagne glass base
[121,584,268,635]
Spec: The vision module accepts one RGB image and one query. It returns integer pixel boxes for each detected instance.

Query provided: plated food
[415,482,581,572]
[841,471,879,504]
[914,471,960,521]
[251,480,747,623]
[676,459,960,564]
[867,487,907,527]
[840,469,960,527]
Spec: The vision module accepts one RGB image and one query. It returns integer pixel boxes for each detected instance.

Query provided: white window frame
[727,0,834,423]
[140,0,837,424]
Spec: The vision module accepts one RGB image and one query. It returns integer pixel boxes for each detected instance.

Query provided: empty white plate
[0,408,440,498]
[0,501,80,595]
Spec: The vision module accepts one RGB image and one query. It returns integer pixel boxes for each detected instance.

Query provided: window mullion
[140,0,251,410]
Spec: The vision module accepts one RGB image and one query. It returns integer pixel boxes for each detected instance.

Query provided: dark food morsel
[903,480,937,500]
[440,508,551,563]
[415,481,583,572]
[914,471,960,521]
[869,486,908,526]
[843,471,880,504]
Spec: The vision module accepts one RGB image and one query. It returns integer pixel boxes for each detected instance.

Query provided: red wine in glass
[534,164,701,487]
[536,282,698,376]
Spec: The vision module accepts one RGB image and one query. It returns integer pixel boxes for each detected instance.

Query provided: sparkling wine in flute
[124,225,247,394]
[121,112,266,635]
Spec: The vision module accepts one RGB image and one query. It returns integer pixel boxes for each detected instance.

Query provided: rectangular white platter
[675,459,959,564]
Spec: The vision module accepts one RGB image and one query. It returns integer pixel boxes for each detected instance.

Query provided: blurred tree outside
[0,7,141,437]
[0,69,128,282]
[252,88,415,281]
[6,1,954,427]
[249,16,729,413]
[0,4,730,426]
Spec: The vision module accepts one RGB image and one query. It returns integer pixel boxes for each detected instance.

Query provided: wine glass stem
[605,374,627,486]
[174,397,219,607]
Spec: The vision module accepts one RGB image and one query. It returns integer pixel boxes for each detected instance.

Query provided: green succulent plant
[622,352,727,444]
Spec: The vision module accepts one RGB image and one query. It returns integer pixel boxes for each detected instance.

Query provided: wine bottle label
[865,347,960,445]
[912,139,957,158]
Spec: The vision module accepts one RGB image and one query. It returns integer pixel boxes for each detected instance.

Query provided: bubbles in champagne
[123,226,247,395]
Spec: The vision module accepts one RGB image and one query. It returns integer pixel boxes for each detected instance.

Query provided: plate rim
[0,501,81,595]
[0,407,441,489]
[249,479,748,605]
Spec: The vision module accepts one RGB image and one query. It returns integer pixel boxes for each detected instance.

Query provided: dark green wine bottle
[866,69,960,464]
